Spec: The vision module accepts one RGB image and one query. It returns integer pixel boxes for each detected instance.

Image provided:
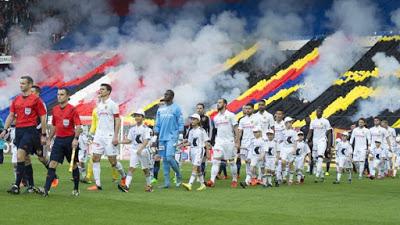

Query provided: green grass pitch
[0,155,399,225]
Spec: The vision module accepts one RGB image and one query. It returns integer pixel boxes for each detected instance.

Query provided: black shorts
[50,136,79,164]
[14,127,41,155]
[34,129,44,157]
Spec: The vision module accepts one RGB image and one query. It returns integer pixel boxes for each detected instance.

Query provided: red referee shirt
[52,104,81,137]
[10,94,47,128]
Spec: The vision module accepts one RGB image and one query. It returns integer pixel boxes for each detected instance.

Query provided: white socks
[79,166,87,179]
[93,162,101,187]
[229,163,238,182]
[337,172,342,181]
[316,157,323,178]
[126,174,133,188]
[245,163,251,184]
[145,175,151,186]
[189,172,196,185]
[210,160,220,183]
[358,162,364,178]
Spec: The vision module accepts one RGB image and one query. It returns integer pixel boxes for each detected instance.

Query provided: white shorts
[92,134,118,156]
[130,148,151,169]
[373,159,384,169]
[396,156,400,167]
[239,139,252,161]
[386,150,393,158]
[78,148,88,163]
[353,149,367,162]
[313,139,327,157]
[250,154,262,167]
[11,144,17,164]
[264,157,276,171]
[281,147,295,163]
[213,140,235,160]
[295,156,305,170]
[190,147,205,167]
[337,156,352,169]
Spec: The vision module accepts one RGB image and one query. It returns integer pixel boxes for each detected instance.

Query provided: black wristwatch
[41,133,47,137]
[74,136,79,140]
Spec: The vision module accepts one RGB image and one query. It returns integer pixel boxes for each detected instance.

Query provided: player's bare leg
[281,160,288,182]
[288,162,295,185]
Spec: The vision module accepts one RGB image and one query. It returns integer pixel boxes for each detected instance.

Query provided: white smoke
[391,8,400,30]
[325,0,381,36]
[299,31,364,101]
[0,0,312,118]
[299,0,380,101]
[115,5,249,117]
[353,52,400,119]
[253,0,310,70]
[0,16,64,108]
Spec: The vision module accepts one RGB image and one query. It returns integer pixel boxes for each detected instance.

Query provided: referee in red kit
[0,76,47,194]
[41,87,82,197]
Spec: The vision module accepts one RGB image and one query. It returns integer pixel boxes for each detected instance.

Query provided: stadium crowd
[0,0,70,56]
[0,76,399,196]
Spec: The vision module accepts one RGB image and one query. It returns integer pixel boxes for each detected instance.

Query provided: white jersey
[350,127,371,151]
[78,133,89,151]
[369,126,388,148]
[213,110,237,142]
[264,139,279,158]
[384,127,396,148]
[127,124,151,150]
[147,127,157,148]
[96,98,119,136]
[273,120,285,142]
[188,127,209,150]
[296,141,310,158]
[249,137,267,156]
[310,117,332,143]
[254,111,274,137]
[394,143,400,157]
[370,147,387,160]
[282,128,297,149]
[238,114,258,141]
[335,141,352,158]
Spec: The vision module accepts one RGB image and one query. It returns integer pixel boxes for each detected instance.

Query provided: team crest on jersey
[24,107,32,115]
[63,119,70,127]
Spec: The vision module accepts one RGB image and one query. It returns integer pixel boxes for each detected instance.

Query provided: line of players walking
[2,76,400,197]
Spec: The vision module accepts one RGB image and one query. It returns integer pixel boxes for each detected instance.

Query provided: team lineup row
[1,76,399,196]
